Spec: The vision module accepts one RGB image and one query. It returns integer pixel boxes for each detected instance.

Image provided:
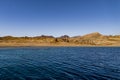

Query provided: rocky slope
[0,32,120,46]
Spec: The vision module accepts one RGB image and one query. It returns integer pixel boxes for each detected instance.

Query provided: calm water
[0,47,120,80]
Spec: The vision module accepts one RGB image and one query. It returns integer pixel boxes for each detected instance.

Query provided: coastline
[0,43,120,47]
[0,32,120,47]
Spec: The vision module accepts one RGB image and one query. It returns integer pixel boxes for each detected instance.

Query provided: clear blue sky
[0,0,120,37]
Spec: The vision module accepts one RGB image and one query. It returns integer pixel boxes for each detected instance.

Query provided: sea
[0,47,120,80]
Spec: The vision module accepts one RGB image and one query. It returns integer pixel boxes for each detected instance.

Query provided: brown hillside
[0,32,120,46]
[82,32,103,39]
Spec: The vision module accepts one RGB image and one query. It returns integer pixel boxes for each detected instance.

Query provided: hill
[0,32,120,46]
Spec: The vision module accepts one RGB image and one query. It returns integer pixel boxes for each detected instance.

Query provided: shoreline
[0,43,120,47]
[0,32,120,47]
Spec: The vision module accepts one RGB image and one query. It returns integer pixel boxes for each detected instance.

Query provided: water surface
[0,47,120,80]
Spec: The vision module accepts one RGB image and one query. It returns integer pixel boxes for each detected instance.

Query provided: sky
[0,0,120,37]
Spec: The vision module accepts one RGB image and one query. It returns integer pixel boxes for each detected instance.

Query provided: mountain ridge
[0,32,120,46]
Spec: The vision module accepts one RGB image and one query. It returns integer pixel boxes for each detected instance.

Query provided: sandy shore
[0,43,120,47]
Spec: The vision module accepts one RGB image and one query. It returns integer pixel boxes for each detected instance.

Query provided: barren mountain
[0,32,120,46]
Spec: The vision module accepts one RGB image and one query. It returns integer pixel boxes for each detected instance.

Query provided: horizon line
[0,32,120,37]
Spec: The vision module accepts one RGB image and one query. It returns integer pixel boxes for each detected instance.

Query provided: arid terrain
[0,32,120,47]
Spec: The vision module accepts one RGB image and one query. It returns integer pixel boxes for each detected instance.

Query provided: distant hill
[82,32,102,39]
[0,32,120,46]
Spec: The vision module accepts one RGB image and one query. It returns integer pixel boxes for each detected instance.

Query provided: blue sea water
[0,47,120,80]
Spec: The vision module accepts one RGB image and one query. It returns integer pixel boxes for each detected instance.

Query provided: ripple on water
[0,47,120,80]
